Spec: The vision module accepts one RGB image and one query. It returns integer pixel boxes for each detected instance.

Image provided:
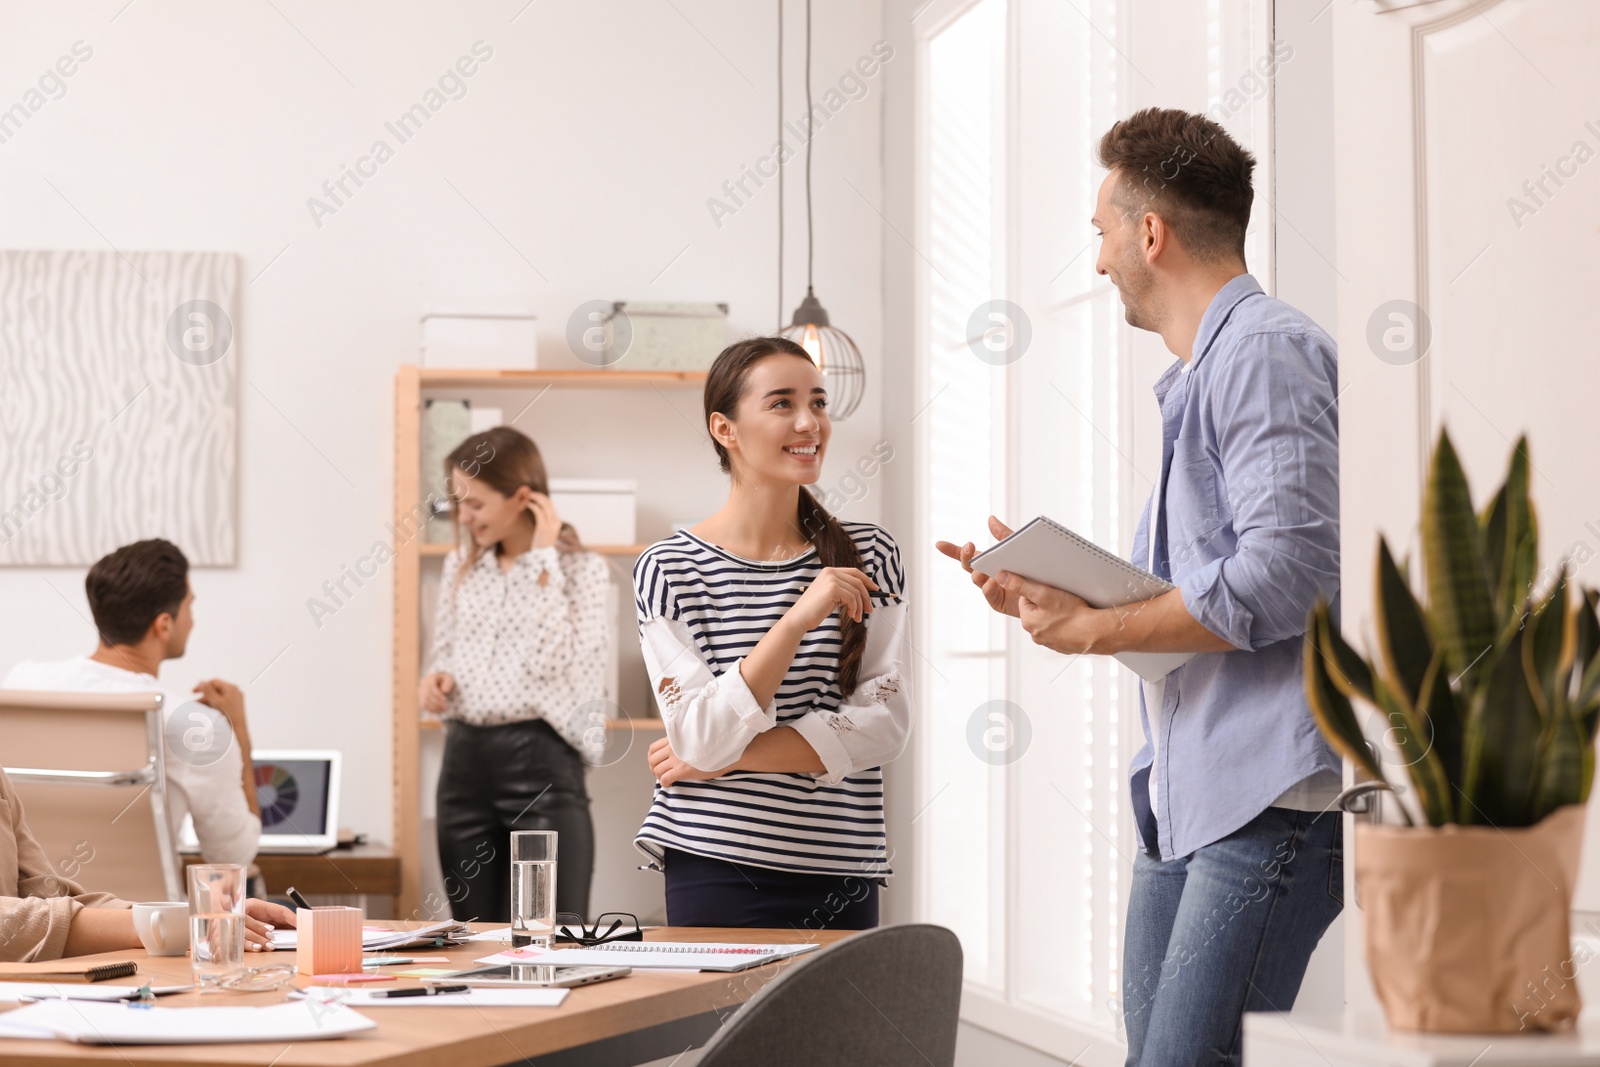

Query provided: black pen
[372,984,470,998]
[286,886,312,910]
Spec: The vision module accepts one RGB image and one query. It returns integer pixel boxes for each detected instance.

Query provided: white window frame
[909,0,1276,1060]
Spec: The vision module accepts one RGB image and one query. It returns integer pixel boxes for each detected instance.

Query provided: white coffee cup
[132,901,190,957]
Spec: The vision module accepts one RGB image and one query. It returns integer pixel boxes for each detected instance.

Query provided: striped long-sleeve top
[631,522,911,878]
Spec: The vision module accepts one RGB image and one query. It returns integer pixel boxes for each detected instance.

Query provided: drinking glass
[188,863,246,991]
[509,831,557,950]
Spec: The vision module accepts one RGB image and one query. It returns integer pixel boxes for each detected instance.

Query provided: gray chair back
[698,923,962,1067]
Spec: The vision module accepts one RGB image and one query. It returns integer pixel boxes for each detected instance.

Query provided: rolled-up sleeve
[789,600,913,784]
[0,772,127,962]
[640,617,778,770]
[1177,332,1340,650]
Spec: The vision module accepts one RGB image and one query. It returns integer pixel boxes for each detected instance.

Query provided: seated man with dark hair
[0,765,291,961]
[4,539,261,866]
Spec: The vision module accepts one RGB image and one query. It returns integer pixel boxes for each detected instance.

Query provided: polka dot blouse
[427,544,612,763]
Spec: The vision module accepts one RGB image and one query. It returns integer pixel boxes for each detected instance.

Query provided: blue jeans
[1122,806,1343,1067]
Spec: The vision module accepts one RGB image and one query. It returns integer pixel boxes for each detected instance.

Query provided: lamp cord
[777,0,784,328]
[805,0,814,292]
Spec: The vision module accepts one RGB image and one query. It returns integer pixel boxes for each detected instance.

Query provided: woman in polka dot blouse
[419,426,611,923]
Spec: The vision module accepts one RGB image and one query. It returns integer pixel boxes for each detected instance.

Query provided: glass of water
[509,830,557,950]
[188,863,246,991]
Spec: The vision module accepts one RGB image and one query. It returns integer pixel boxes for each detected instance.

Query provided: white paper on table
[0,983,181,1004]
[466,926,515,942]
[273,921,466,951]
[271,926,386,949]
[474,941,821,972]
[300,987,569,1008]
[0,1000,375,1044]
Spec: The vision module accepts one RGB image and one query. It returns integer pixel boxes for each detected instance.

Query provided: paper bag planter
[1305,431,1600,1033]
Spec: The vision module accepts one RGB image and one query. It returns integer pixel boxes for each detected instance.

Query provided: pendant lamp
[777,0,866,419]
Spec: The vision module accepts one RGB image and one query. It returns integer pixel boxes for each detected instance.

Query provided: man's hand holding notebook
[937,514,1201,682]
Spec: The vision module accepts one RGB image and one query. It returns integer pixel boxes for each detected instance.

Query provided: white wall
[0,0,888,852]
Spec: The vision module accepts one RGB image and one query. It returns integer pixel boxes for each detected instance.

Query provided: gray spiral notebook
[969,516,1194,682]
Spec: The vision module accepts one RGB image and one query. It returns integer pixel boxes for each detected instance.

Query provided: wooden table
[183,847,402,918]
[0,924,852,1067]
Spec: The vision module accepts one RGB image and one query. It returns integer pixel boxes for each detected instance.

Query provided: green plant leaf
[1304,603,1384,784]
[1531,697,1587,820]
[1481,481,1509,603]
[1416,649,1464,791]
[1577,589,1600,712]
[1480,437,1537,623]
[1423,429,1499,692]
[1371,672,1451,826]
[1522,572,1570,720]
[1316,601,1376,706]
[1462,624,1542,825]
[1374,536,1434,705]
[1576,588,1600,680]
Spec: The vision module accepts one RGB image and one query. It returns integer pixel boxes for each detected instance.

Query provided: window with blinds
[914,0,1274,1048]
[919,0,1008,991]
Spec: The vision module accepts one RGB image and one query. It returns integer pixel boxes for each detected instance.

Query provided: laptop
[177,749,342,856]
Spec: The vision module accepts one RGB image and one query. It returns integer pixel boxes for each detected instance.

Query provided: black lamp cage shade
[780,291,866,420]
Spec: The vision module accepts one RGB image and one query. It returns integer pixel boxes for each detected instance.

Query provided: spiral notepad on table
[476,941,822,972]
[969,515,1195,682]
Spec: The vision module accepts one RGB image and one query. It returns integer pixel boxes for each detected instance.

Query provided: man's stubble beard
[1116,253,1162,334]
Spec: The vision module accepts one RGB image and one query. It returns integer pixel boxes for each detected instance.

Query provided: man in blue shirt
[939,107,1342,1066]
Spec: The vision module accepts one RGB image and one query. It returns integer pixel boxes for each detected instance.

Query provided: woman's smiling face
[449,470,530,548]
[717,352,831,487]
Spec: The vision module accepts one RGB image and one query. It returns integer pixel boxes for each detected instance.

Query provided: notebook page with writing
[969,516,1194,682]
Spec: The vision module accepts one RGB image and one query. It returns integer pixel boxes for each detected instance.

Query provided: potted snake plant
[1305,428,1600,1034]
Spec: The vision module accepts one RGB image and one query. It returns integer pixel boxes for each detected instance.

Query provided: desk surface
[0,924,852,1067]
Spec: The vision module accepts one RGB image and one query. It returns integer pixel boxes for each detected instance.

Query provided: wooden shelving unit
[414,367,706,389]
[392,365,705,919]
[418,542,652,557]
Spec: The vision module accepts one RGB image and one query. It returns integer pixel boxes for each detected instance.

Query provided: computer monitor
[177,749,342,855]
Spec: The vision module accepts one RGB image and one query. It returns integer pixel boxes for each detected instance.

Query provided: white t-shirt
[2,657,261,866]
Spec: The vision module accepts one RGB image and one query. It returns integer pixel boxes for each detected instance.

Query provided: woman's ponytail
[796,487,868,696]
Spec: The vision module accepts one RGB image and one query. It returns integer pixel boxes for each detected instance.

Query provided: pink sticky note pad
[500,947,544,960]
[312,973,396,984]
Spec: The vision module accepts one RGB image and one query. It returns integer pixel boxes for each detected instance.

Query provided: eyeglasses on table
[554,912,643,946]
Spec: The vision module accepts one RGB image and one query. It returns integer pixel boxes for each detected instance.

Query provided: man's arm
[195,680,260,820]
[1171,334,1341,651]
[994,577,1237,655]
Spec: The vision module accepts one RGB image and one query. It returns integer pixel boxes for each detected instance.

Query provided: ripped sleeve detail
[853,672,903,707]
[657,676,686,718]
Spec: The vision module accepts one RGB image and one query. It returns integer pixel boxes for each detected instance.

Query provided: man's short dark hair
[85,539,189,646]
[1096,107,1256,263]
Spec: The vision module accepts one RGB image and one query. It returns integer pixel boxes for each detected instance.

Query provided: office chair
[697,923,963,1067]
[0,688,182,902]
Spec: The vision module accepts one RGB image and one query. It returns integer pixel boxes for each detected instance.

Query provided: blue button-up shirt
[1128,274,1341,861]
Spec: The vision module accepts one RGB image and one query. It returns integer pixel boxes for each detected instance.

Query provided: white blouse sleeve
[521,548,612,759]
[787,599,913,784]
[640,617,778,771]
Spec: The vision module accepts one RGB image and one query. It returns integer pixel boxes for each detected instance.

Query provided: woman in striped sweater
[632,336,911,930]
